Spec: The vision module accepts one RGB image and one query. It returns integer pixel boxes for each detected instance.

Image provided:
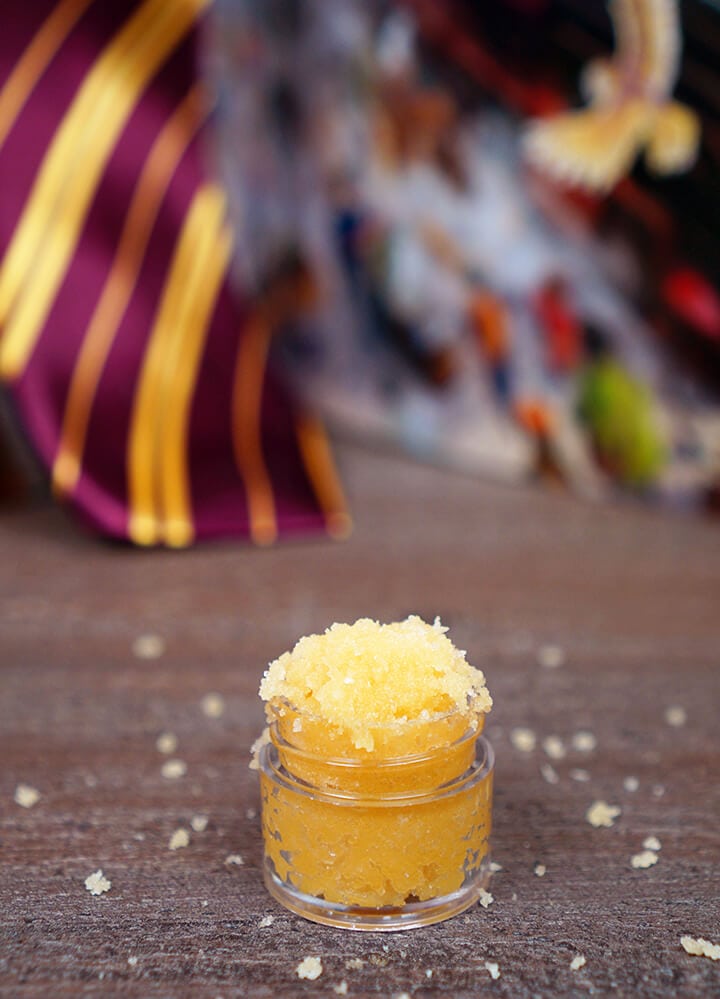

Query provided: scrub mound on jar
[256,616,495,917]
[259,615,492,755]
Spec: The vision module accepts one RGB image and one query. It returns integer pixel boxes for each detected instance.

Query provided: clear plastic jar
[257,706,494,931]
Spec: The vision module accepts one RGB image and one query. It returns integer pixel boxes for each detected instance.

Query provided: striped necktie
[0,0,350,546]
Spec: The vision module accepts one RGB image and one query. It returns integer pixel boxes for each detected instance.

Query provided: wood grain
[1,444,719,997]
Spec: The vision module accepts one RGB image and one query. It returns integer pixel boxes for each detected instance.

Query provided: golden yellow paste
[257,616,493,909]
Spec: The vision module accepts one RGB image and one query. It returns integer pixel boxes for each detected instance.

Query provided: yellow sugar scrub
[255,616,495,930]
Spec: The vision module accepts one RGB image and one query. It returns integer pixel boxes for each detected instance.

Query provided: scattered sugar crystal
[489,861,503,872]
[570,768,590,782]
[425,969,433,978]
[225,854,244,866]
[484,961,501,979]
[132,634,165,659]
[540,763,559,785]
[191,815,209,833]
[333,982,348,996]
[345,958,365,970]
[84,775,98,788]
[570,955,586,970]
[623,776,639,792]
[665,705,687,727]
[246,808,257,820]
[643,835,661,851]
[161,759,187,780]
[128,957,138,967]
[586,801,621,828]
[681,936,720,960]
[537,644,565,669]
[542,735,566,760]
[571,731,597,752]
[510,727,536,752]
[631,850,658,869]
[259,915,274,928]
[534,863,546,877]
[296,956,323,980]
[249,729,270,771]
[156,732,178,755]
[394,994,411,999]
[479,889,494,908]
[653,784,666,798]
[84,869,111,895]
[201,693,225,718]
[169,828,190,851]
[14,784,40,808]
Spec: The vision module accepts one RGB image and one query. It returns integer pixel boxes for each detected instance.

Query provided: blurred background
[1,0,720,540]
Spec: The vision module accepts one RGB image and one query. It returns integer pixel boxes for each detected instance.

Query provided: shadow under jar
[258,702,494,931]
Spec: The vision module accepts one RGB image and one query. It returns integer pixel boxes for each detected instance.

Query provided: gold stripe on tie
[0,0,211,379]
[231,313,278,547]
[126,185,226,546]
[0,0,95,151]
[295,414,353,539]
[52,83,209,498]
[159,223,233,548]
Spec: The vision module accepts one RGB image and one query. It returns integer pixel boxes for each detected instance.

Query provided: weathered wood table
[2,445,719,997]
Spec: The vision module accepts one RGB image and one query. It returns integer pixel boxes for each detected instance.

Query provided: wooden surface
[1,444,719,998]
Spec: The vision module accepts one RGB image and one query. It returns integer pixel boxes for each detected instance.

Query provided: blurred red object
[662,268,720,342]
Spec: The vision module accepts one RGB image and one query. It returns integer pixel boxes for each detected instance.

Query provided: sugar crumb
[586,800,621,828]
[570,954,586,970]
[161,759,187,780]
[510,727,536,752]
[393,993,411,999]
[127,956,138,967]
[537,644,565,669]
[425,968,433,978]
[665,705,687,728]
[681,936,720,960]
[84,869,111,895]
[534,863,546,877]
[631,849,658,869]
[225,853,244,866]
[132,634,165,659]
[643,835,661,851]
[623,776,639,792]
[479,889,494,908]
[191,814,209,833]
[652,784,666,798]
[201,692,225,718]
[259,915,274,928]
[484,960,501,979]
[296,956,323,980]
[489,861,503,872]
[246,808,257,820]
[571,731,597,753]
[156,732,178,755]
[345,958,365,970]
[169,828,190,851]
[542,735,566,760]
[14,783,41,808]
[333,982,348,996]
[540,763,559,785]
[570,768,590,783]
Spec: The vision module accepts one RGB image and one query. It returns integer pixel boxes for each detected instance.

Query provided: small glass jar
[257,705,495,931]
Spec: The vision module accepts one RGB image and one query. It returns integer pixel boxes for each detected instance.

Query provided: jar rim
[267,692,486,738]
[259,734,495,804]
[269,715,483,769]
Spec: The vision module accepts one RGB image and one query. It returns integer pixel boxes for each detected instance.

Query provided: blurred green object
[578,359,667,489]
